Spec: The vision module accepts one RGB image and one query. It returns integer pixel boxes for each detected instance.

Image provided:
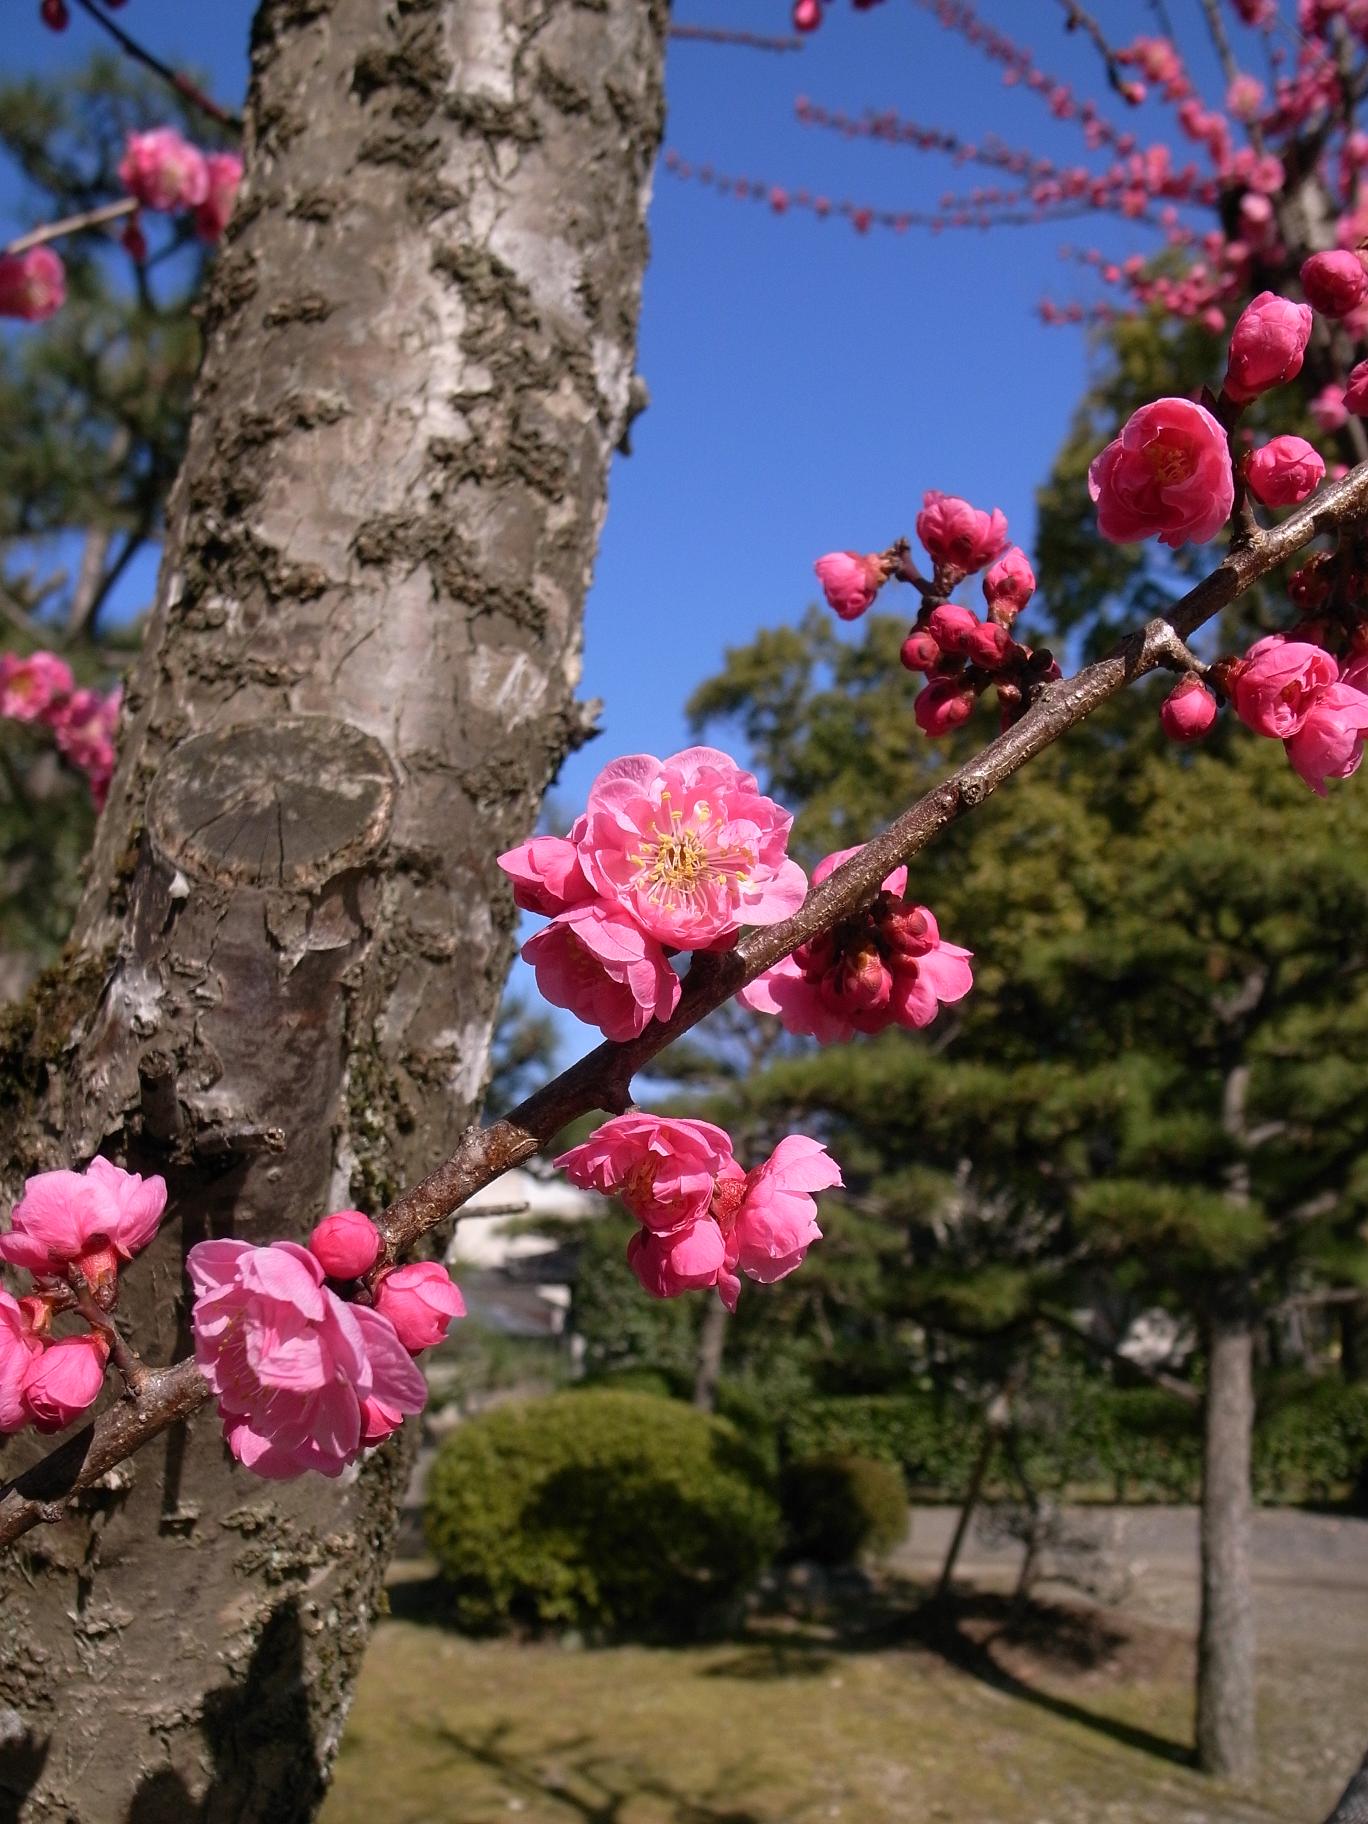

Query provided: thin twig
[4,199,136,257]
[668,24,803,52]
[1051,0,1142,103]
[69,0,242,134]
[4,463,1368,1549]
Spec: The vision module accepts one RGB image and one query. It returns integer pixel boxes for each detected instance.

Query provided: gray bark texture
[0,1,666,1818]
[1195,1307,1257,1783]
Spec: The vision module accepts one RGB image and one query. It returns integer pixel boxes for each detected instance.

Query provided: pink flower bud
[1159,676,1219,743]
[1311,383,1348,432]
[1301,250,1368,319]
[900,628,941,672]
[373,1261,466,1353]
[983,546,1036,621]
[813,551,885,621]
[1345,360,1368,417]
[1244,435,1325,507]
[916,492,1009,578]
[926,603,980,654]
[40,0,69,29]
[964,620,1012,670]
[309,1209,382,1280]
[1223,292,1313,402]
[195,152,244,243]
[914,677,976,737]
[22,1333,108,1433]
[0,248,66,323]
[121,217,148,263]
[793,0,822,28]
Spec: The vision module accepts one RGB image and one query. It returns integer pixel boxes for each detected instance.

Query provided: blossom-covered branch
[5,455,1367,1551]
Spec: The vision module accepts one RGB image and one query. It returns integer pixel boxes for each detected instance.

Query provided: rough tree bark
[0,2,667,1819]
[1196,1304,1257,1782]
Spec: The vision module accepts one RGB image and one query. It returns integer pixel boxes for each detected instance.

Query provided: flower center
[630,795,752,914]
[1144,440,1195,487]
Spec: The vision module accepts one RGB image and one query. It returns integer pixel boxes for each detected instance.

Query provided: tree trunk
[692,1295,728,1411]
[1340,1295,1368,1384]
[0,3,667,1819]
[1196,1308,1258,1782]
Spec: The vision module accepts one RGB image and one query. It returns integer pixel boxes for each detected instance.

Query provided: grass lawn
[320,1570,1312,1824]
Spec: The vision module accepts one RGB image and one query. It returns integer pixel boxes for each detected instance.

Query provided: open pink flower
[21,1333,108,1433]
[814,551,886,620]
[916,491,1009,577]
[626,1218,727,1299]
[0,248,66,322]
[1232,635,1338,737]
[1088,398,1234,547]
[373,1261,466,1352]
[498,827,594,916]
[118,127,210,213]
[556,1113,734,1232]
[1284,679,1368,795]
[576,747,806,949]
[1223,292,1313,402]
[188,1239,427,1479]
[0,1291,42,1433]
[0,651,73,723]
[0,1157,167,1287]
[1244,436,1325,507]
[522,901,681,1041]
[713,1136,843,1311]
[195,151,243,241]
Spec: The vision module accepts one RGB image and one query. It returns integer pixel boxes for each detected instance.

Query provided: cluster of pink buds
[557,1113,841,1310]
[186,1209,463,1479]
[118,129,243,254]
[500,747,806,1043]
[792,0,889,32]
[740,846,972,1040]
[0,651,120,806]
[0,1158,166,1435]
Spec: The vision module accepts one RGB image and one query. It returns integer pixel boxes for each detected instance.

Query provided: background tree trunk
[1196,1306,1257,1782]
[692,1294,727,1411]
[0,2,666,1819]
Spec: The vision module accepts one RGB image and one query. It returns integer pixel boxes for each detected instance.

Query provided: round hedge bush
[780,1453,909,1565]
[424,1390,780,1636]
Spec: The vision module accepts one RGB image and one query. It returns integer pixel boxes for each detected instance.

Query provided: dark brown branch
[1052,0,1143,103]
[668,23,803,52]
[69,0,242,133]
[5,462,1368,1549]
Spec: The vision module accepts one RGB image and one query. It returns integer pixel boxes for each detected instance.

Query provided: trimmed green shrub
[781,1454,909,1564]
[786,1394,978,1490]
[424,1390,780,1636]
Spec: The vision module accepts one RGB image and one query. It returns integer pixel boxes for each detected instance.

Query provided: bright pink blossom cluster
[557,1113,841,1310]
[501,748,806,1042]
[0,651,121,806]
[0,248,66,323]
[187,1209,463,1478]
[740,846,972,1041]
[118,131,243,251]
[0,1157,166,1435]
[1230,636,1368,795]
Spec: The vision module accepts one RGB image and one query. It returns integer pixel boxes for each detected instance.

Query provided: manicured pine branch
[5,459,1368,1550]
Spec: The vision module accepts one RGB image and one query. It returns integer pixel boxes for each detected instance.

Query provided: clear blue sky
[6,1,1235,1046]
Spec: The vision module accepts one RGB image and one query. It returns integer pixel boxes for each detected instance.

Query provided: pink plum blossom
[1311,383,1349,432]
[712,1135,843,1311]
[497,829,593,916]
[0,651,73,723]
[1244,436,1326,507]
[1226,75,1265,120]
[21,1333,108,1432]
[1088,397,1234,547]
[308,1209,381,1279]
[521,901,681,1041]
[626,1218,727,1299]
[1223,292,1313,402]
[0,1156,167,1284]
[1345,360,1368,416]
[195,151,243,241]
[575,747,806,950]
[0,248,66,322]
[187,1239,427,1478]
[372,1261,466,1352]
[1284,679,1368,795]
[1159,676,1219,742]
[814,551,886,620]
[118,128,210,213]
[1301,250,1368,318]
[0,1291,42,1433]
[1232,636,1338,737]
[916,491,1009,577]
[51,686,119,807]
[983,546,1036,621]
[556,1113,734,1232]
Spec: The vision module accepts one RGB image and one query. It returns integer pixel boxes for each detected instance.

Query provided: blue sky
[5,0,1240,1050]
